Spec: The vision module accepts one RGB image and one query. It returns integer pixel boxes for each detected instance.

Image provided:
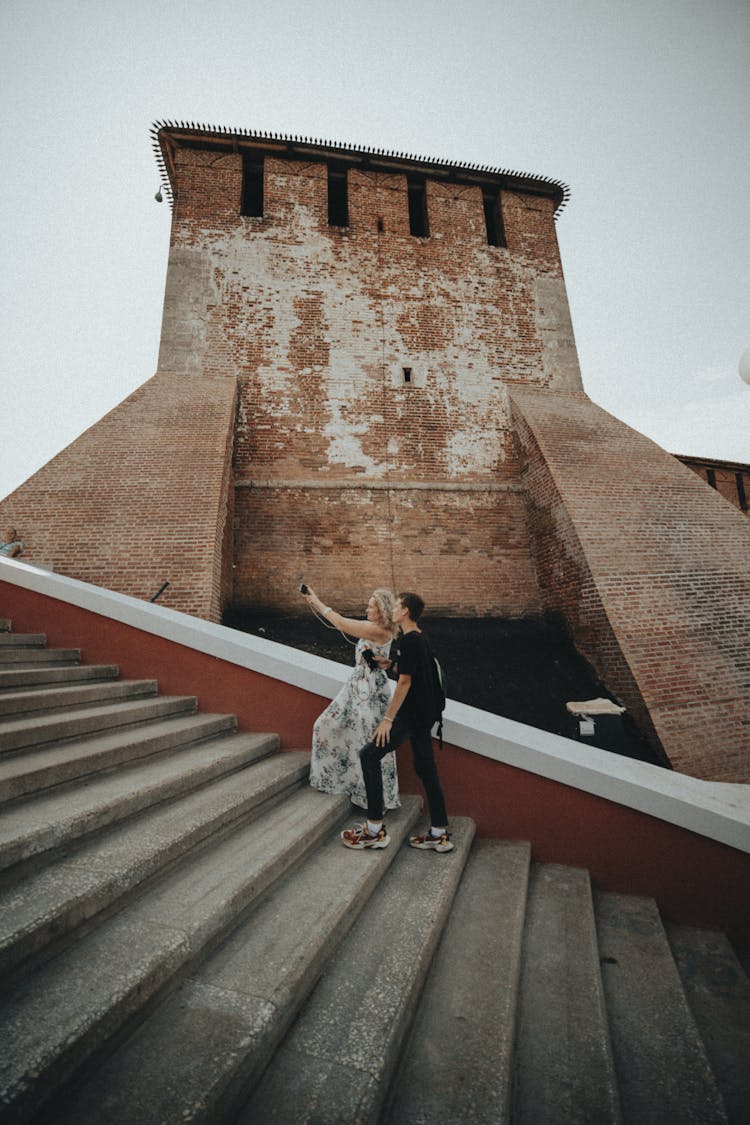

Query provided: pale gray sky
[2,0,749,501]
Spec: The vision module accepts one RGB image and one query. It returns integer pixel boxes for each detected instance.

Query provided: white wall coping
[2,555,749,855]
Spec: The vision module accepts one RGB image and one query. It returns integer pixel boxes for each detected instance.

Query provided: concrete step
[0,633,46,647]
[0,711,238,803]
[52,797,424,1125]
[383,838,531,1125]
[0,786,348,1124]
[241,817,476,1125]
[0,663,120,692]
[0,693,198,755]
[0,647,80,665]
[595,891,728,1124]
[0,678,158,719]
[666,922,750,1124]
[0,739,295,980]
[512,864,622,1125]
[0,716,250,871]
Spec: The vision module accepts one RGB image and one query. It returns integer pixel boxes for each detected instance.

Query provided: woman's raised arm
[304,588,391,644]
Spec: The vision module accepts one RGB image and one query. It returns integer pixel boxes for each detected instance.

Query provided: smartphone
[299,582,309,595]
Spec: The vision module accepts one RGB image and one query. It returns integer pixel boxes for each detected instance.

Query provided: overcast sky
[1,0,748,502]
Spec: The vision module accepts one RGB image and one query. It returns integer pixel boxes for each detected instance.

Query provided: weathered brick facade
[156,130,578,615]
[2,124,748,780]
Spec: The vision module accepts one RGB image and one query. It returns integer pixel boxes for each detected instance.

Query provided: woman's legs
[359,718,409,822]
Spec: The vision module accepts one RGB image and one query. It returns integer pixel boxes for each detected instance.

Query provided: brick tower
[1,122,748,781]
[154,124,579,616]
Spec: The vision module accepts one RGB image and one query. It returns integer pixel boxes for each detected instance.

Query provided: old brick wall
[0,373,237,621]
[677,455,750,517]
[511,386,750,782]
[159,145,580,613]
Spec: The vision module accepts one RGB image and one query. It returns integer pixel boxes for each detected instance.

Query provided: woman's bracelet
[323,606,332,616]
[383,715,395,723]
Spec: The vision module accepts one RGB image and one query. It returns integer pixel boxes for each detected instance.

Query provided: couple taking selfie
[302,584,452,853]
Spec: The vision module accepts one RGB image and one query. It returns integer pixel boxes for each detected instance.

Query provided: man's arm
[374,674,411,747]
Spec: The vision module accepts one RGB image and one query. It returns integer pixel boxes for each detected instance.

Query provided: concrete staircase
[0,621,748,1124]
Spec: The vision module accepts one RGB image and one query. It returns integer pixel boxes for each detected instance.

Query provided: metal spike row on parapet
[148,119,571,215]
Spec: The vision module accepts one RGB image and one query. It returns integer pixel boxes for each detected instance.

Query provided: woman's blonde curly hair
[371,588,399,636]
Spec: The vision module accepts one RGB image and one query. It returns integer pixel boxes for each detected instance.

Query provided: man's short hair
[398,592,425,622]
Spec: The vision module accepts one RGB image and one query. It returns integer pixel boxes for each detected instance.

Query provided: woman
[304,585,400,812]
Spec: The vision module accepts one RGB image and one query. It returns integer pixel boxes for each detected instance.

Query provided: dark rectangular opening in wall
[328,164,349,227]
[241,154,264,217]
[706,468,717,489]
[407,175,429,238]
[403,367,412,383]
[736,472,748,510]
[482,188,506,247]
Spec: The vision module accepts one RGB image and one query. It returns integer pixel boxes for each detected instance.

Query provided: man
[341,591,452,852]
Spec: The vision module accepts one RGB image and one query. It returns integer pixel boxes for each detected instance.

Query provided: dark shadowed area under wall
[222,610,660,766]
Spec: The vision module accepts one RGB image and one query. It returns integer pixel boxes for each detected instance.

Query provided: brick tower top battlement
[152,122,583,491]
[151,122,570,216]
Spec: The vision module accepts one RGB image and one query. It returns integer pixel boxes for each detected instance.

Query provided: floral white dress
[309,637,400,811]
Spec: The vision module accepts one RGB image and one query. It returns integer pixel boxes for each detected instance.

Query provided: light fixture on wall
[154,186,164,203]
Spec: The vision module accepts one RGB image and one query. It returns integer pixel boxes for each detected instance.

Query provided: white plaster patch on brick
[186,201,532,487]
[533,275,583,392]
[323,400,382,475]
[157,247,217,376]
[446,427,500,476]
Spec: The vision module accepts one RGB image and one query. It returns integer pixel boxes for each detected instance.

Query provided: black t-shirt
[393,629,438,730]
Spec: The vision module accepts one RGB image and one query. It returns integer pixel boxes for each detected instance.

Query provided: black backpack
[431,655,447,748]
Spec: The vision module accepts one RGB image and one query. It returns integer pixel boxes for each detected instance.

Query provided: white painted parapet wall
[2,555,749,854]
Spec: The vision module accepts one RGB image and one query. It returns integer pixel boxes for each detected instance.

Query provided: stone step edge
[0,719,254,872]
[0,740,294,982]
[0,634,47,647]
[48,797,426,1125]
[0,695,199,754]
[0,664,120,691]
[0,650,81,665]
[512,863,622,1124]
[666,921,750,1123]
[0,712,239,805]
[595,891,727,1124]
[383,839,532,1125]
[240,816,477,1125]
[0,787,350,1124]
[0,679,159,719]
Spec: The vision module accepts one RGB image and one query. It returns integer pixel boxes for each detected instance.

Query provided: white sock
[431,826,447,838]
[367,820,383,836]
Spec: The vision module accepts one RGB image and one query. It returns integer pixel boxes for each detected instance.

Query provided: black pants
[359,716,448,827]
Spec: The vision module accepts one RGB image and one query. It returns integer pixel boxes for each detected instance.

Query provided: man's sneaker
[409,830,454,853]
[341,823,390,850]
